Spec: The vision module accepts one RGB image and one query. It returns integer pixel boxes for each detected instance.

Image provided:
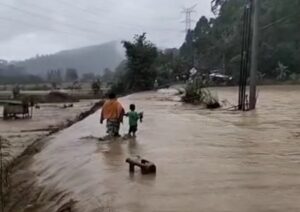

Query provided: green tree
[193,16,214,71]
[65,68,78,82]
[275,62,289,81]
[180,0,300,82]
[12,85,20,99]
[47,69,62,89]
[81,73,95,82]
[180,30,194,67]
[102,68,114,82]
[155,49,188,84]
[91,79,101,95]
[122,33,158,90]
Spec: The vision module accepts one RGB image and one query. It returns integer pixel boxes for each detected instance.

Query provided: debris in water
[126,157,156,175]
[81,135,130,142]
[56,199,77,212]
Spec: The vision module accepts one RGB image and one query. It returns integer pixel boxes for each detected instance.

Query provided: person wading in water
[100,93,125,137]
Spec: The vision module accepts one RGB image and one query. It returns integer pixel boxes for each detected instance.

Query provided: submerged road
[27,87,300,212]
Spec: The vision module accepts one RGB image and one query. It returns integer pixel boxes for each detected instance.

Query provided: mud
[4,85,300,212]
[0,100,102,170]
[1,100,104,212]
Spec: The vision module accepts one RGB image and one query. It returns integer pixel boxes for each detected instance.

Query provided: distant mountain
[14,41,125,77]
[0,60,26,77]
[0,60,43,84]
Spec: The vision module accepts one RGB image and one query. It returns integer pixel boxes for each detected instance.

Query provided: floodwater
[28,85,300,212]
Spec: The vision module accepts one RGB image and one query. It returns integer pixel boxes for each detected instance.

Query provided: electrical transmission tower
[182,4,197,33]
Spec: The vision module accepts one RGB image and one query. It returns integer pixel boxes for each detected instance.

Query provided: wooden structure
[126,157,156,175]
[1,100,32,119]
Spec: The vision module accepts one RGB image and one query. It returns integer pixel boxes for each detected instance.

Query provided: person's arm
[119,107,125,123]
[100,109,104,124]
[100,101,107,124]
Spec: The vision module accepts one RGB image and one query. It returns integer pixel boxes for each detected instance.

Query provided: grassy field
[0,89,108,103]
[0,82,110,102]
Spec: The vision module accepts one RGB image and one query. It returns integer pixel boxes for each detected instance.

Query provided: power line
[0,16,100,39]
[58,0,107,16]
[20,0,112,30]
[58,0,156,30]
[12,0,106,29]
[261,13,299,31]
[57,0,180,32]
[1,0,182,35]
[3,0,180,35]
[0,2,107,36]
[57,0,146,31]
[5,0,141,36]
[0,0,183,49]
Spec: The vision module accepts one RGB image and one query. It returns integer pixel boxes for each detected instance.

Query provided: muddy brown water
[23,85,300,212]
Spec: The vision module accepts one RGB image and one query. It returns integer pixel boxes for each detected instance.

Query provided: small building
[209,73,233,85]
[1,100,32,119]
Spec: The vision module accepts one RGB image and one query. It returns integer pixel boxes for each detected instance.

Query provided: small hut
[1,100,32,120]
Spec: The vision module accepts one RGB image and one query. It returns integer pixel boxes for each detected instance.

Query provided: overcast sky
[0,0,213,61]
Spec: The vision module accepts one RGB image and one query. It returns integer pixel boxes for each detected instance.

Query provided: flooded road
[28,86,300,212]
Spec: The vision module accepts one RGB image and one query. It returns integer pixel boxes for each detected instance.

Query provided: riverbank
[0,100,103,169]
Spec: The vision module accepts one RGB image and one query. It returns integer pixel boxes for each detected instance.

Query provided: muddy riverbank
[0,100,103,169]
[1,99,104,211]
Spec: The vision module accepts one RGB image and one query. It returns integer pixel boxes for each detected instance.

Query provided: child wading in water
[125,104,143,137]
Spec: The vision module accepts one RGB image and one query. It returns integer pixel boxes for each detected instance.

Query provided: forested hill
[180,0,300,81]
[14,41,124,77]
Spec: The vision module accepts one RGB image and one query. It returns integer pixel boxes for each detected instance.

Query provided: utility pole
[238,0,252,111]
[249,0,259,110]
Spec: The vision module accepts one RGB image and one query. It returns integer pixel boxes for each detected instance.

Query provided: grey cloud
[0,0,212,61]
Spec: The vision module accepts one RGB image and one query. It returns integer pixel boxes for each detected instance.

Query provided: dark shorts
[106,119,120,136]
[129,125,138,133]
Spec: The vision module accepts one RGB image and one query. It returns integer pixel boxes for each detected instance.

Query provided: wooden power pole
[249,0,259,110]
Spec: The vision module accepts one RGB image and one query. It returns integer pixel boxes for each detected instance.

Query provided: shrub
[182,79,221,109]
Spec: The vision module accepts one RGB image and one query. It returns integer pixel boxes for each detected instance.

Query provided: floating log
[126,157,156,175]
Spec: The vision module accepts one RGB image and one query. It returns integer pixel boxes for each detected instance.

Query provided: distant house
[187,67,233,85]
[209,73,233,85]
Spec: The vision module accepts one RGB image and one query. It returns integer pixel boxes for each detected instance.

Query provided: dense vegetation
[109,33,188,94]
[181,0,300,82]
[108,0,300,94]
[0,61,44,84]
